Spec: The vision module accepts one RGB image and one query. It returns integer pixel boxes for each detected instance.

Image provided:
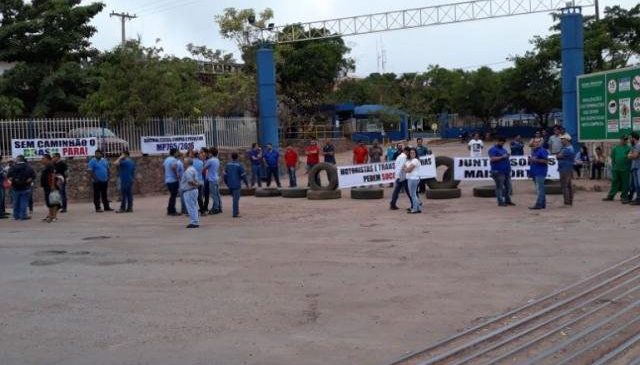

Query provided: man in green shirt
[603,135,632,203]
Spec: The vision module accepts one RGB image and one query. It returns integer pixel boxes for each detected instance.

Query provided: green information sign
[578,66,640,141]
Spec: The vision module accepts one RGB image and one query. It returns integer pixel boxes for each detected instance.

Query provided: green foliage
[0,0,104,117]
[82,42,204,123]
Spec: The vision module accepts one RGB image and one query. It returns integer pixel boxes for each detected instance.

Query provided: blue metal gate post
[256,46,280,147]
[560,6,584,144]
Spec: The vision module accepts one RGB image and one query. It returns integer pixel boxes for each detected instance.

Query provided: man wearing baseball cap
[604,135,632,203]
[557,134,576,206]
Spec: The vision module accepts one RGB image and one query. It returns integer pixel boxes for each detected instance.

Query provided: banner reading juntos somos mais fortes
[454,156,559,180]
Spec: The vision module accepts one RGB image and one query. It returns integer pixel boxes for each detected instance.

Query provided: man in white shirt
[390,146,413,210]
[468,132,484,157]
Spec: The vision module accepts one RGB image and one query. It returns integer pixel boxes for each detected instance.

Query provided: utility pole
[109,11,137,46]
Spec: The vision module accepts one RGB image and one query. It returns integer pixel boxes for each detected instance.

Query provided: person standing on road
[284,144,298,187]
[191,149,205,214]
[180,157,201,229]
[305,139,321,186]
[353,141,369,165]
[114,151,135,213]
[40,154,59,222]
[405,148,422,214]
[510,135,525,156]
[390,146,413,210]
[591,147,605,180]
[7,155,36,220]
[224,152,249,218]
[323,140,336,164]
[52,153,68,213]
[416,138,431,194]
[548,127,563,155]
[204,148,222,215]
[249,143,263,188]
[369,140,384,163]
[627,132,640,206]
[489,137,514,207]
[386,143,397,162]
[557,134,576,206]
[468,132,484,157]
[198,149,209,214]
[164,148,180,216]
[263,143,281,188]
[603,136,632,204]
[528,139,549,210]
[87,150,112,213]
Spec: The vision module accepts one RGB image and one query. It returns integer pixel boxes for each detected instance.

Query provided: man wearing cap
[488,136,514,207]
[603,136,632,203]
[557,134,576,206]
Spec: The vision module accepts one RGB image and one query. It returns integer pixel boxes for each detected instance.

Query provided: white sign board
[11,138,98,160]
[141,135,206,155]
[453,156,559,181]
[338,156,437,188]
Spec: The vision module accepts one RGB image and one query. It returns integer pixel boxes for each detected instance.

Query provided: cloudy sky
[84,0,635,76]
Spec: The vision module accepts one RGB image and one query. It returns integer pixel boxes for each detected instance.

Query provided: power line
[110,11,137,46]
[136,0,206,17]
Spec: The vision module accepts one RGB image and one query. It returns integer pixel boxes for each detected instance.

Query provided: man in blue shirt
[115,151,136,213]
[87,150,112,212]
[489,136,514,207]
[528,139,550,209]
[510,135,525,156]
[263,143,281,188]
[249,143,263,187]
[163,148,180,216]
[224,153,249,218]
[204,147,222,215]
[557,134,575,206]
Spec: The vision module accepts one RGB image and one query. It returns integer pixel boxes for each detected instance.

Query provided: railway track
[386,254,640,365]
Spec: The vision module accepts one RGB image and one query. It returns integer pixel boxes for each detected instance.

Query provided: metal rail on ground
[591,333,640,365]
[383,253,640,365]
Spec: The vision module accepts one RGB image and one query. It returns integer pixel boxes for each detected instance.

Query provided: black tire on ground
[426,156,461,190]
[473,185,496,198]
[309,163,339,191]
[220,187,255,196]
[350,187,384,200]
[544,183,563,195]
[307,189,342,200]
[280,187,309,198]
[425,188,462,199]
[255,187,282,197]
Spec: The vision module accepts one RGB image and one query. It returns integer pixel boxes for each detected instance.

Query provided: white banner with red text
[11,138,98,160]
[337,156,437,188]
[453,156,559,180]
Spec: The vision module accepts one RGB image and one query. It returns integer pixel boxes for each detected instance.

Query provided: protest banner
[141,135,206,155]
[338,156,436,188]
[453,156,559,181]
[11,138,98,159]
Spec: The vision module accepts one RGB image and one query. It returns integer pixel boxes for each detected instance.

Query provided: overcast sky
[84,0,636,76]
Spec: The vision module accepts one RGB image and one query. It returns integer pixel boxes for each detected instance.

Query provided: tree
[0,0,105,117]
[82,42,203,123]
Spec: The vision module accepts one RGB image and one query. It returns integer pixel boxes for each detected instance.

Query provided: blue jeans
[166,182,179,214]
[13,188,30,220]
[287,167,297,187]
[492,171,512,205]
[390,179,412,207]
[251,165,262,187]
[408,179,422,212]
[209,181,222,212]
[183,189,199,225]
[533,175,546,208]
[120,183,133,211]
[231,188,241,217]
[631,169,640,202]
[266,166,281,187]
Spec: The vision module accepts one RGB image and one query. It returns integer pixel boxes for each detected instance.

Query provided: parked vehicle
[68,127,129,155]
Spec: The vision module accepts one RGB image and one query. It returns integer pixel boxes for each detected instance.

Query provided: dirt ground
[1,140,638,365]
